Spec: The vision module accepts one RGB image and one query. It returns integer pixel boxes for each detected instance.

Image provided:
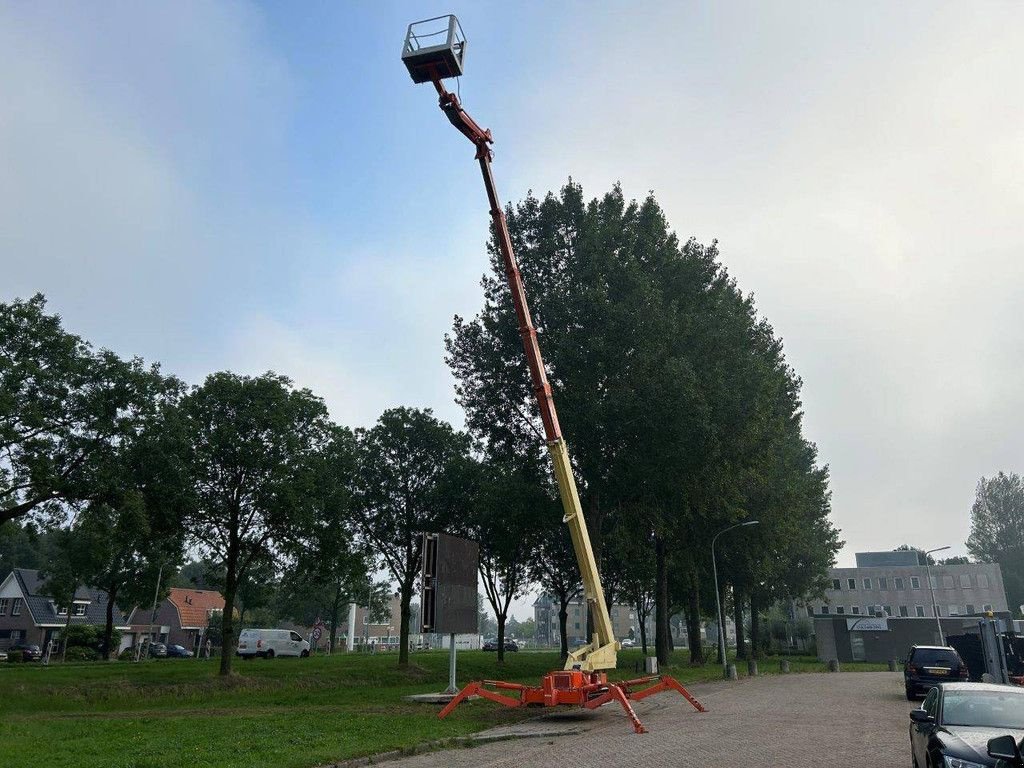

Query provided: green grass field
[0,649,886,768]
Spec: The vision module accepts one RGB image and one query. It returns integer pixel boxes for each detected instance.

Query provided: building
[533,593,638,645]
[810,551,1008,620]
[0,568,129,650]
[126,587,225,651]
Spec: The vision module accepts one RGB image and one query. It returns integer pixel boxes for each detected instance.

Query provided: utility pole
[712,521,759,678]
[924,546,951,645]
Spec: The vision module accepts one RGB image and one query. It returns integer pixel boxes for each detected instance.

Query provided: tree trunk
[667,615,675,651]
[558,595,569,661]
[103,584,119,661]
[219,566,237,676]
[733,589,746,661]
[637,597,648,656]
[398,576,413,667]
[686,577,704,665]
[654,536,669,667]
[750,593,761,660]
[496,610,507,663]
[716,581,726,664]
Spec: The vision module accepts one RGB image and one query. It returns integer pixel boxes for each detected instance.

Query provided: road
[385,671,912,767]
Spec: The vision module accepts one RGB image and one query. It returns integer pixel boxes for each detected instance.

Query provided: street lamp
[924,546,951,645]
[712,520,760,678]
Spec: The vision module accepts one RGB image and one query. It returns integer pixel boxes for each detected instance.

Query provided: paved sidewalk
[384,671,912,767]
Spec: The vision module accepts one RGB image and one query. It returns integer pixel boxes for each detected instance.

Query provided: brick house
[126,587,225,651]
[0,568,129,650]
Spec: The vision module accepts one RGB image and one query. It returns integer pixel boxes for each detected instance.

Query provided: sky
[2,1,1023,620]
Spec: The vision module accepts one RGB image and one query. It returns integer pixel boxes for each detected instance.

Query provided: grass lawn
[0,649,886,768]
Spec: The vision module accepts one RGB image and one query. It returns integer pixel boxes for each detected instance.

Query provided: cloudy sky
[3,2,1023,614]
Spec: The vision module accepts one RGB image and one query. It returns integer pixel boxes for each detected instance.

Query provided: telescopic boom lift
[402,15,705,733]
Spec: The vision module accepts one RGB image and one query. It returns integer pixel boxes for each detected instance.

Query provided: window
[960,574,971,588]
[915,605,925,617]
[806,606,814,617]
[56,604,68,616]
[11,599,21,616]
[929,576,938,589]
[983,604,993,612]
[836,606,845,615]
[948,605,960,616]
[290,632,302,642]
[574,622,580,630]
[0,599,7,616]
[884,605,893,616]
[831,578,841,590]
[911,577,921,589]
[894,577,905,590]
[851,606,861,615]
[847,578,856,590]
[899,605,909,617]
[73,604,87,617]
[10,630,20,641]
[935,605,942,617]
[966,604,975,614]
[923,688,939,718]
[863,578,872,590]
[942,575,955,589]
[878,577,888,590]
[821,606,830,615]
[978,574,990,589]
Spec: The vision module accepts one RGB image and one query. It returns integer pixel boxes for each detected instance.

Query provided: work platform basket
[402,15,466,83]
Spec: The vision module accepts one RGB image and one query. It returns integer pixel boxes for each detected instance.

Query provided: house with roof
[126,587,225,651]
[0,568,130,650]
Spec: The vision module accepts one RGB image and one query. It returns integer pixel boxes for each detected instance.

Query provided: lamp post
[712,520,760,678]
[924,546,951,645]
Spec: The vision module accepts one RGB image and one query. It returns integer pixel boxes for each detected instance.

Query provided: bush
[64,646,100,662]
[62,624,99,649]
[6,651,23,663]
[118,647,139,661]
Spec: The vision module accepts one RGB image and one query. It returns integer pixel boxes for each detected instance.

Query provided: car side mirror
[909,709,933,724]
[987,735,1022,762]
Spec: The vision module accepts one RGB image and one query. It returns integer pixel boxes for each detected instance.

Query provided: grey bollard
[888,659,898,672]
[747,659,758,677]
[727,663,738,680]
[827,659,840,672]
[779,659,790,673]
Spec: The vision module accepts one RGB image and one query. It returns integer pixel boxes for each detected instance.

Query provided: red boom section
[431,77,562,443]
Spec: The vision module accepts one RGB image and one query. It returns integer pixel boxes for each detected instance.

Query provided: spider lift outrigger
[401,15,706,734]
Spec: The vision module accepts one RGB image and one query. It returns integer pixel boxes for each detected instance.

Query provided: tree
[967,472,1024,616]
[1,294,170,525]
[477,593,498,637]
[353,407,473,667]
[177,372,333,675]
[469,458,545,663]
[529,523,581,660]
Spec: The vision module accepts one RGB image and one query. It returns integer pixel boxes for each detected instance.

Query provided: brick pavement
[384,671,912,767]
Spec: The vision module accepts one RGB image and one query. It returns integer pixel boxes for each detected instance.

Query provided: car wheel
[905,685,916,701]
[266,649,275,659]
[300,650,309,658]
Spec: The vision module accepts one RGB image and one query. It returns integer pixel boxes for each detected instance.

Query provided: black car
[9,643,43,661]
[148,642,168,658]
[905,645,969,699]
[909,682,1024,768]
[165,644,193,658]
[482,638,519,652]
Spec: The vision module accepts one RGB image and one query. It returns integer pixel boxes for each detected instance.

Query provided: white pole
[925,547,951,645]
[446,632,458,694]
[346,603,356,652]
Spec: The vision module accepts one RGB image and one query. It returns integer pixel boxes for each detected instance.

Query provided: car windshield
[943,691,1024,729]
[914,649,958,666]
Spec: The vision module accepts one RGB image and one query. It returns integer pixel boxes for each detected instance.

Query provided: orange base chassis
[437,669,706,734]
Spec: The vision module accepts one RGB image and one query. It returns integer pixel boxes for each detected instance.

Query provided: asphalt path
[384,671,913,767]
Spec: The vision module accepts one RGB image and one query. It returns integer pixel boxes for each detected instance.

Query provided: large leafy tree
[353,407,473,667]
[1,294,168,525]
[967,472,1024,616]
[176,372,333,675]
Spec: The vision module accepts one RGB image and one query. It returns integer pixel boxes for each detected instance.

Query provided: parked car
[482,638,518,652]
[236,628,310,659]
[166,644,193,658]
[621,638,636,648]
[904,645,969,700]
[148,642,168,658]
[909,682,1024,768]
[9,643,43,661]
[0,650,7,662]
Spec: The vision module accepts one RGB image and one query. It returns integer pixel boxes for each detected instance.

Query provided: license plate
[925,668,949,676]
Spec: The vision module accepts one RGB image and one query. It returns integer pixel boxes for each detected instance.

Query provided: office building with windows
[809,551,1009,619]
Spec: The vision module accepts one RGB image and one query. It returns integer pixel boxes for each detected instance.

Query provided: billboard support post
[446,633,458,694]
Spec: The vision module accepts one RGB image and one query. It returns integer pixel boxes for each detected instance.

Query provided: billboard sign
[420,533,478,635]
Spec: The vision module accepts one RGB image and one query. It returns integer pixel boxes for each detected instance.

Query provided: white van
[236,629,310,659]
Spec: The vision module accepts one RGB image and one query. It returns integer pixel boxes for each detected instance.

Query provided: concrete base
[403,692,461,704]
